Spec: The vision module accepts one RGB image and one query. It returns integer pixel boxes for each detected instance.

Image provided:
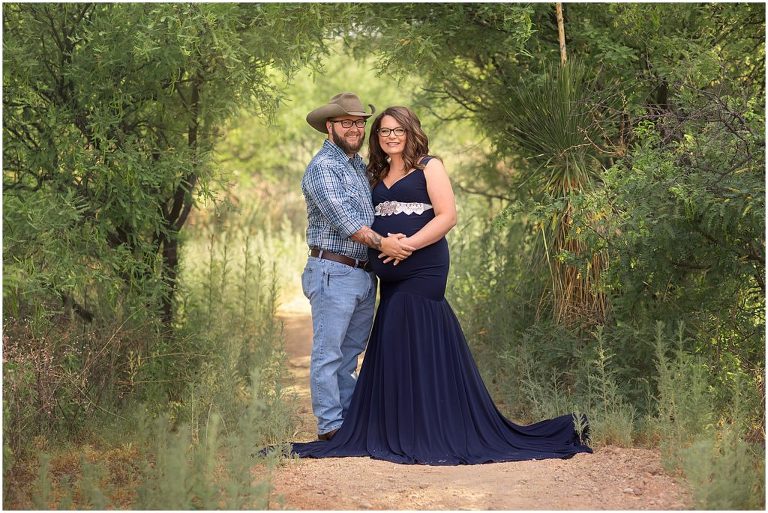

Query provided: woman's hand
[377,233,414,264]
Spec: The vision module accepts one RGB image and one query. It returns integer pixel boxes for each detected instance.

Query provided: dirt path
[270,299,692,510]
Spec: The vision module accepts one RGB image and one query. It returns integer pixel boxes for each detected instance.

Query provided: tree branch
[455,182,514,202]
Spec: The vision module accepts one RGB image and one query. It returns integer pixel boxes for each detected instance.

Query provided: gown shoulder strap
[418,156,433,166]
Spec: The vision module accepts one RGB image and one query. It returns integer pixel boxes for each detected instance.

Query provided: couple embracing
[294,92,591,465]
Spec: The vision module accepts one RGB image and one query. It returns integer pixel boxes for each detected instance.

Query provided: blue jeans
[302,256,377,435]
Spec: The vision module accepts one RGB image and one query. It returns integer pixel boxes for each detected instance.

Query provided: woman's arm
[407,158,457,249]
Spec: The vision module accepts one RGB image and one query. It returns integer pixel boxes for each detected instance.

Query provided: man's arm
[350,226,382,250]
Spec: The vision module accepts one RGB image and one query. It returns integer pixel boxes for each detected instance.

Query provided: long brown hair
[367,106,431,187]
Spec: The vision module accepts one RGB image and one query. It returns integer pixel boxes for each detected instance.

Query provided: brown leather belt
[310,248,371,271]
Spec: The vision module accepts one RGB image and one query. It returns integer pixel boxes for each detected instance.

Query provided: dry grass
[5,442,141,509]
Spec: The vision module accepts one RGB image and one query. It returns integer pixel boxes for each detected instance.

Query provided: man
[302,92,413,441]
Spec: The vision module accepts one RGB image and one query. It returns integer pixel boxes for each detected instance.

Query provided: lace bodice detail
[374,201,433,216]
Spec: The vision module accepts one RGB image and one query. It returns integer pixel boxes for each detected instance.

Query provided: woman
[291,106,592,464]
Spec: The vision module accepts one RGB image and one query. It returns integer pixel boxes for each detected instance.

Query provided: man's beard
[331,126,365,154]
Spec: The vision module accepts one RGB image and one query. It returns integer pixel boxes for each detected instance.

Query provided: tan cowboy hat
[306,92,376,133]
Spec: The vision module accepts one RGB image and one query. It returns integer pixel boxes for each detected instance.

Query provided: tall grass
[653,323,765,509]
[6,203,299,509]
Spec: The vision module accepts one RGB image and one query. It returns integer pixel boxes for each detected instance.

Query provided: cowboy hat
[306,92,376,133]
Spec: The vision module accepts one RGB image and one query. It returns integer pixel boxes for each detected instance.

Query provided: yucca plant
[501,60,607,326]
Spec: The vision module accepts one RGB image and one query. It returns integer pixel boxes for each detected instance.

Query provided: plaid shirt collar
[322,139,364,169]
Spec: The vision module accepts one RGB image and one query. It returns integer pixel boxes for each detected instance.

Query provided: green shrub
[653,322,714,469]
[682,425,765,509]
[31,454,52,510]
[14,202,296,509]
[580,328,636,447]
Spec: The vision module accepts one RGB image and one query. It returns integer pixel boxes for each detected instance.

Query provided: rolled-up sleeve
[303,161,365,239]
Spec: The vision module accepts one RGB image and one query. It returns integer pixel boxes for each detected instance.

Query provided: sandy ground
[268,298,692,510]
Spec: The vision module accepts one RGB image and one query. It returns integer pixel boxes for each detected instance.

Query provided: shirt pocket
[342,177,362,212]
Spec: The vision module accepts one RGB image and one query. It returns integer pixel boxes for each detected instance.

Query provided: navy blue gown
[292,160,592,465]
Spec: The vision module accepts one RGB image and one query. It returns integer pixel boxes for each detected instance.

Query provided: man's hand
[378,234,414,265]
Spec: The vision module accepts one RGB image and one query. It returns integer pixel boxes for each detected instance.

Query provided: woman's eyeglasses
[330,119,366,128]
[377,127,406,137]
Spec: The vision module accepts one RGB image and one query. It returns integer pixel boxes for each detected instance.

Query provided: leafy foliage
[3,3,764,509]
[3,3,335,324]
[575,85,765,393]
[3,4,334,506]
[429,4,763,508]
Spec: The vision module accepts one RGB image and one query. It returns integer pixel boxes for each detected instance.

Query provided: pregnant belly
[368,237,448,283]
[369,213,448,283]
[371,213,429,239]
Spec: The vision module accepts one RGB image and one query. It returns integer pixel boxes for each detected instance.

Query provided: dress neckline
[380,168,423,190]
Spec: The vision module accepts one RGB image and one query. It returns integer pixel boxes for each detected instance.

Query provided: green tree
[3,2,353,475]
[350,3,609,324]
[3,3,339,326]
[577,85,765,392]
[352,2,764,431]
[348,3,764,329]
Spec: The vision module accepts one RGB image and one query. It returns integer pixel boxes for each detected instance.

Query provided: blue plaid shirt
[302,140,374,261]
